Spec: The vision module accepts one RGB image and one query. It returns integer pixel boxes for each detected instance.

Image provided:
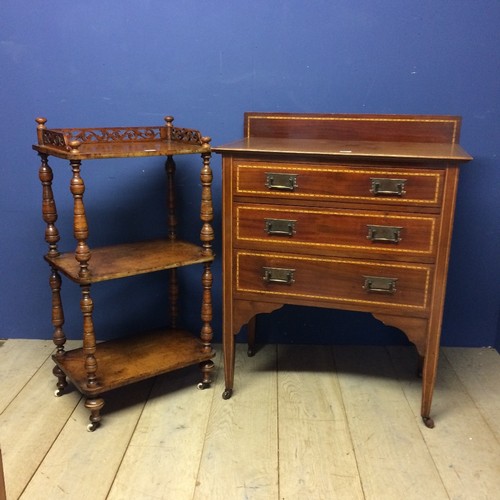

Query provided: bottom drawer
[235,251,432,312]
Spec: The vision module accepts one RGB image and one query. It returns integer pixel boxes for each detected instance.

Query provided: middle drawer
[235,203,438,262]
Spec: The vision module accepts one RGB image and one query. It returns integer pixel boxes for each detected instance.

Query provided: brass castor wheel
[87,422,99,432]
[197,382,211,390]
[54,389,63,397]
[222,388,233,400]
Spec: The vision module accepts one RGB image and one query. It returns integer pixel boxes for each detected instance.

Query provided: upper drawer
[235,204,438,262]
[233,160,445,207]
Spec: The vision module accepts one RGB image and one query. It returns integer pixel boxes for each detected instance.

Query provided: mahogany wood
[235,203,439,263]
[34,116,215,430]
[215,112,472,426]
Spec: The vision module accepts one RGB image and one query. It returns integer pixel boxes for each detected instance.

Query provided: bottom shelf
[53,328,214,396]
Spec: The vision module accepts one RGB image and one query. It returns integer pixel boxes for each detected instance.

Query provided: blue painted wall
[1,1,499,348]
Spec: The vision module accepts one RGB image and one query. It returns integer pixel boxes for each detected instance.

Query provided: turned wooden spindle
[200,264,214,354]
[38,153,60,258]
[198,141,214,388]
[69,158,91,279]
[50,266,68,395]
[80,285,98,390]
[199,145,214,257]
[49,268,66,357]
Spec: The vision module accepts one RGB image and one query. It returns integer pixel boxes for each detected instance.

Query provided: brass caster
[197,382,210,390]
[54,389,63,397]
[222,388,233,400]
[247,347,255,357]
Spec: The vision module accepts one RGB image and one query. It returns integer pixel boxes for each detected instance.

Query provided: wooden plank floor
[1,339,499,499]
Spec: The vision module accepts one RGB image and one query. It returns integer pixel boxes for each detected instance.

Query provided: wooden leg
[222,327,235,400]
[372,313,437,427]
[420,317,443,429]
[420,352,438,428]
[223,301,284,400]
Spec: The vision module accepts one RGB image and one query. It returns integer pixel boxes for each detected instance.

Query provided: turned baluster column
[81,284,104,430]
[69,149,91,280]
[37,150,60,258]
[199,141,215,387]
[68,149,99,400]
[38,142,68,393]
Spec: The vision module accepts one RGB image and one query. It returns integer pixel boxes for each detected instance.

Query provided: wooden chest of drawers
[214,113,472,427]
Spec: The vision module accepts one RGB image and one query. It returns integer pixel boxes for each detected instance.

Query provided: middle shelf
[45,239,214,283]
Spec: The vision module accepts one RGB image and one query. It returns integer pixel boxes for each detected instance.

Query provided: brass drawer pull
[264,218,297,236]
[265,172,298,191]
[370,178,407,196]
[263,267,296,285]
[363,276,398,294]
[366,225,403,243]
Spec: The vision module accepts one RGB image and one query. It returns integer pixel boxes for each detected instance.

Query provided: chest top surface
[214,112,472,163]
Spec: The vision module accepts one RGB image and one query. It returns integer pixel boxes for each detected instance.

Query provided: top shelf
[32,115,211,160]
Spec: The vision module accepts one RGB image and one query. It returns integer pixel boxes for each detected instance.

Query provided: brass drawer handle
[264,218,297,237]
[265,172,298,191]
[263,267,296,285]
[370,178,407,196]
[366,225,403,243]
[363,276,398,294]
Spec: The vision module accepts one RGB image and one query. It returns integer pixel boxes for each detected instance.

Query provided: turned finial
[36,117,47,144]
[36,117,47,127]
[164,116,174,140]
[69,140,81,154]
[201,136,212,150]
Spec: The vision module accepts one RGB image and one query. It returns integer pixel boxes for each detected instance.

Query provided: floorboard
[277,344,364,499]
[445,347,500,442]
[194,344,279,500]
[389,345,500,499]
[107,361,222,500]
[0,339,55,411]
[334,345,448,500]
[0,340,498,500]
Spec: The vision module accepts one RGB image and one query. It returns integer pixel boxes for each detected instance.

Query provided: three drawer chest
[214,112,472,427]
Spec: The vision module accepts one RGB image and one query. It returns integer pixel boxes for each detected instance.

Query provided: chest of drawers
[214,113,472,427]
